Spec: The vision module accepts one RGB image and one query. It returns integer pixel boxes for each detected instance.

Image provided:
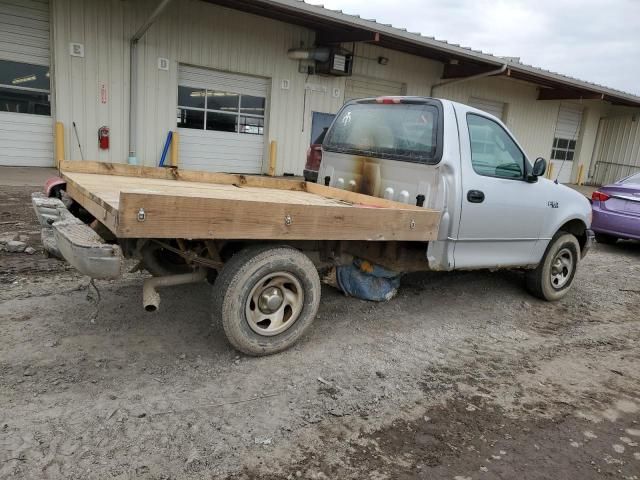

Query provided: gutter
[128,0,173,165]
[430,64,507,96]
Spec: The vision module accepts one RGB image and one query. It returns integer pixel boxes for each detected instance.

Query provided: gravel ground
[1,185,639,480]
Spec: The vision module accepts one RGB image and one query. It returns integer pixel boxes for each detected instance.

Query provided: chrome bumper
[582,228,595,258]
[31,193,123,279]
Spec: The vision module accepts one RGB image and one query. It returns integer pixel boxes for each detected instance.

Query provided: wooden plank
[59,161,306,192]
[116,192,439,241]
[59,161,428,211]
[65,181,118,233]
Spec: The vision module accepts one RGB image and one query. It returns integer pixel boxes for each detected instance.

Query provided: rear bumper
[592,207,640,240]
[303,169,318,183]
[31,193,123,279]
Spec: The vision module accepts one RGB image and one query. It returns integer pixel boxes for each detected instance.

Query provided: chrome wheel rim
[550,247,574,290]
[245,272,304,336]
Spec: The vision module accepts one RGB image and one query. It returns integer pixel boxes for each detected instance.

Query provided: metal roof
[207,0,640,107]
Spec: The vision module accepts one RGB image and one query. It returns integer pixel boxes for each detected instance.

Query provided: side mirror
[528,157,547,182]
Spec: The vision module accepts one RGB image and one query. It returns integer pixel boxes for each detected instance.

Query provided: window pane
[323,103,439,163]
[553,138,558,148]
[240,95,265,116]
[566,151,574,161]
[206,111,237,132]
[557,138,569,149]
[239,115,264,135]
[177,108,204,129]
[178,86,205,109]
[568,139,576,150]
[0,60,50,90]
[0,86,50,115]
[467,114,524,179]
[555,149,566,160]
[207,91,239,112]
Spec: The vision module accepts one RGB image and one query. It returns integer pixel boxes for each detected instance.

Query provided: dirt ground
[1,184,639,480]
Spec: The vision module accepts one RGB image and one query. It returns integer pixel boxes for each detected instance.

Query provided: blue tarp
[335,259,401,302]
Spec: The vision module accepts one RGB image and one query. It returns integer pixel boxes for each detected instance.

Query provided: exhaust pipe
[142,269,207,312]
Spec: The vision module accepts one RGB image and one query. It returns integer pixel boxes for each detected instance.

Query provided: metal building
[1,0,639,185]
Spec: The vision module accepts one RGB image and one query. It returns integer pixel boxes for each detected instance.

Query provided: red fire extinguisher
[98,126,109,150]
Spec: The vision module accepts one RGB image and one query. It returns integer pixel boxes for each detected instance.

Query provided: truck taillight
[376,96,401,104]
[592,191,610,202]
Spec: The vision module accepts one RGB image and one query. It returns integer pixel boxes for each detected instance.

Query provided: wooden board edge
[65,181,119,234]
[117,192,440,241]
[59,161,306,192]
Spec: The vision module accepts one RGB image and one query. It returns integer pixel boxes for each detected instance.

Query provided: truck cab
[319,97,594,297]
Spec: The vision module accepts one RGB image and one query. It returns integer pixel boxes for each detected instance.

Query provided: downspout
[430,64,507,97]
[128,0,173,165]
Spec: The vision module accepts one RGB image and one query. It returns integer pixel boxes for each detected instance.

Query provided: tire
[595,232,618,245]
[526,232,580,301]
[213,246,321,356]
[141,242,192,277]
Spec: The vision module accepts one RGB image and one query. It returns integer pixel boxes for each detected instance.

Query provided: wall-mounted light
[377,56,389,65]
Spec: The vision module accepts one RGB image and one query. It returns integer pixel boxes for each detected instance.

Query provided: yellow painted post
[576,164,585,185]
[546,162,554,180]
[170,130,179,167]
[54,122,65,168]
[268,140,277,176]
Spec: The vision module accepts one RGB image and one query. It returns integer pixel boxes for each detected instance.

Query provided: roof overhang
[203,0,640,108]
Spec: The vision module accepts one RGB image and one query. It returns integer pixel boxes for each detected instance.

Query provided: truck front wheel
[526,232,580,301]
[212,246,321,356]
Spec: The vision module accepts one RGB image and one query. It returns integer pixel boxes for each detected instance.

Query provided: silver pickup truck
[33,97,594,356]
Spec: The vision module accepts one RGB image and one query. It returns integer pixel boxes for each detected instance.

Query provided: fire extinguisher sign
[99,81,108,104]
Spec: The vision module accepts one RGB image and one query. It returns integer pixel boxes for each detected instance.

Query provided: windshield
[323,102,440,163]
[621,172,640,185]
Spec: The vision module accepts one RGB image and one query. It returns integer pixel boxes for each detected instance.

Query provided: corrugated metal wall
[588,114,640,185]
[51,0,619,178]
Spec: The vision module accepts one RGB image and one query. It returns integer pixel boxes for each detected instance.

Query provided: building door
[550,104,583,183]
[344,76,405,102]
[468,97,505,120]
[177,65,269,173]
[0,0,53,167]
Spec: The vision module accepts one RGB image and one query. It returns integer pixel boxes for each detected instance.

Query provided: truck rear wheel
[213,246,321,356]
[526,232,580,301]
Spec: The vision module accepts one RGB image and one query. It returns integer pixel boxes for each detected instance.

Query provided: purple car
[591,172,640,244]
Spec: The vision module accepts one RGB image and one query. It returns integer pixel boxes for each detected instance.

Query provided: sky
[306,0,640,95]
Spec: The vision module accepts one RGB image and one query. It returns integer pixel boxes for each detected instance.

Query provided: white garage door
[550,104,583,183]
[344,76,405,102]
[177,65,269,174]
[0,0,53,167]
[468,97,505,120]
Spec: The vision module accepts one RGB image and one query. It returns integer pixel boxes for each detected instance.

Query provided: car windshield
[323,102,439,163]
[621,172,640,185]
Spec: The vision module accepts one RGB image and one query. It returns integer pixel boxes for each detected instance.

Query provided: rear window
[323,101,441,164]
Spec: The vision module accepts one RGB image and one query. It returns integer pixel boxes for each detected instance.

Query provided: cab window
[467,114,525,179]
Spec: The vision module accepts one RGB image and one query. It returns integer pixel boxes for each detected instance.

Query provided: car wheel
[526,232,580,301]
[594,232,618,245]
[212,246,321,356]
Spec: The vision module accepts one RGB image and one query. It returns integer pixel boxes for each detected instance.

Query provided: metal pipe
[142,268,207,312]
[430,64,507,96]
[128,0,173,165]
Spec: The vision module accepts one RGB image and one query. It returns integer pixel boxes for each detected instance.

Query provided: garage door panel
[344,76,404,102]
[177,65,268,173]
[0,0,52,167]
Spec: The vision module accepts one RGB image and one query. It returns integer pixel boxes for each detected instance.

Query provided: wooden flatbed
[59,161,441,241]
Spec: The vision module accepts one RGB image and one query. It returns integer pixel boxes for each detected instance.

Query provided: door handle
[467,190,485,203]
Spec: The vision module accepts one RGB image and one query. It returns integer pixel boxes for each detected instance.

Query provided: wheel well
[558,219,587,251]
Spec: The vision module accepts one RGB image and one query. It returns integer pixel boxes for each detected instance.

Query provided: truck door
[454,111,546,269]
